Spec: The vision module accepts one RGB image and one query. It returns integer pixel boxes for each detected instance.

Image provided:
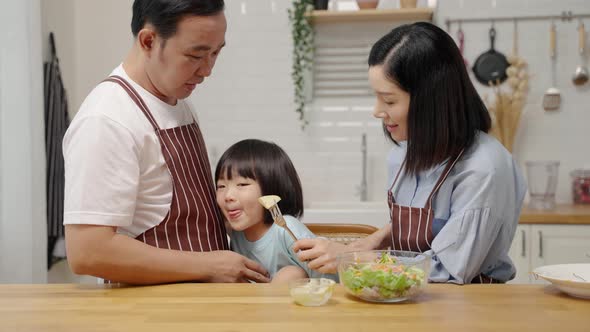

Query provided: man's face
[145,12,226,103]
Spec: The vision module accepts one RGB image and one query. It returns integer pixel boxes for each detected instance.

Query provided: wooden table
[0,284,588,332]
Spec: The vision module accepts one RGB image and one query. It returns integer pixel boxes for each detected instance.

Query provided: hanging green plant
[288,0,314,129]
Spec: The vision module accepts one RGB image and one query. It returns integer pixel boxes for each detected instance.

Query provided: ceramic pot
[400,0,418,8]
[356,0,379,10]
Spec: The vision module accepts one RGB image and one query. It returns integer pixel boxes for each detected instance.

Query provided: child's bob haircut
[214,139,304,224]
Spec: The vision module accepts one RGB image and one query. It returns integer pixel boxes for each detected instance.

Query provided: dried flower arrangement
[485,55,529,152]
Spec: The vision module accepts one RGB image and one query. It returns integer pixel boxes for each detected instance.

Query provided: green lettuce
[341,254,425,300]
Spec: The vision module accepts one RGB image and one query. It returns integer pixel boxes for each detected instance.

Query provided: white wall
[71,0,133,110]
[0,0,47,283]
[47,0,590,207]
[41,0,133,115]
[194,0,393,206]
[41,0,75,116]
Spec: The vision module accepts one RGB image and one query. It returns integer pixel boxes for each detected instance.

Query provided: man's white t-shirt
[63,65,199,238]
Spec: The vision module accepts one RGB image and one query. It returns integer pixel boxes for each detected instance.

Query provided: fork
[258,195,298,242]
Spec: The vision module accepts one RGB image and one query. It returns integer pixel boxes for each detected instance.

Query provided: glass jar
[571,169,590,204]
[525,161,559,210]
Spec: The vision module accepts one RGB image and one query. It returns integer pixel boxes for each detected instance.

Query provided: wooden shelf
[307,8,434,24]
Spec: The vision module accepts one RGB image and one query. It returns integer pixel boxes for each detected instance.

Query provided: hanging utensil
[507,19,519,65]
[506,20,522,91]
[457,23,468,67]
[473,23,510,86]
[543,21,561,111]
[572,21,589,86]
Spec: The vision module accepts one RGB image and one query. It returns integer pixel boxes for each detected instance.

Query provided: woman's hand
[293,224,393,274]
[292,238,349,274]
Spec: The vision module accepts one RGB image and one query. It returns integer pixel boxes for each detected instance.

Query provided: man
[63,0,269,284]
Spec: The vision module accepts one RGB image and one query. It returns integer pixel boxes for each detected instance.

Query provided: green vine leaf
[288,0,314,130]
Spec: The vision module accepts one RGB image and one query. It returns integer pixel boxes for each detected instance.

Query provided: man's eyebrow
[190,45,211,51]
[190,42,226,52]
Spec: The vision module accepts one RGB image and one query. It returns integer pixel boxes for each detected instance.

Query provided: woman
[294,22,527,284]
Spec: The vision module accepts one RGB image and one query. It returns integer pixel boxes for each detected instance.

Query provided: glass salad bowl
[338,250,430,303]
[289,278,336,306]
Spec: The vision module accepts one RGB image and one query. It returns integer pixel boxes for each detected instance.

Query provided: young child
[214,139,332,283]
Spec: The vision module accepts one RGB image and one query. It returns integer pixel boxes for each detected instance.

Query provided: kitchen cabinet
[508,224,590,284]
[508,225,531,283]
[530,224,590,284]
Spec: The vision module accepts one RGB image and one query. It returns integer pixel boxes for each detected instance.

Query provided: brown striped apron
[387,150,500,284]
[103,76,228,282]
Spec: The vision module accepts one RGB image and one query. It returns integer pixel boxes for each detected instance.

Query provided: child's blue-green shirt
[230,215,338,281]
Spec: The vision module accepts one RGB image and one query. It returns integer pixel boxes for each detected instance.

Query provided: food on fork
[258,195,297,241]
[258,195,281,209]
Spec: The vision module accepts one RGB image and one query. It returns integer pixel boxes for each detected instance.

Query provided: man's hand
[206,251,270,283]
[65,224,270,284]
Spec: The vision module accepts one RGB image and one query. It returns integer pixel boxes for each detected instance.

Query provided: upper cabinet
[307,8,434,24]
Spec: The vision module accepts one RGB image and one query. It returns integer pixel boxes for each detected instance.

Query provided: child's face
[216,174,266,233]
[369,65,410,142]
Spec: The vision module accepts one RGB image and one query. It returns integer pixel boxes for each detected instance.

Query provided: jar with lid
[571,169,590,204]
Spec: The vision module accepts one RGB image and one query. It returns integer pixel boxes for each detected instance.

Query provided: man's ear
[137,27,157,55]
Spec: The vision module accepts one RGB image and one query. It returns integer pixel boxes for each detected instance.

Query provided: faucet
[359,133,368,202]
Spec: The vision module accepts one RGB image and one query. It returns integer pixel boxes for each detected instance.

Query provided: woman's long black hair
[369,22,491,175]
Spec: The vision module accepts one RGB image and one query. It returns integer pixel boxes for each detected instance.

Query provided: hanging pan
[472,25,509,85]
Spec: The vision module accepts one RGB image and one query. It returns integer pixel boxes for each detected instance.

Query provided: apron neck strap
[389,159,406,191]
[103,75,161,131]
[425,148,465,208]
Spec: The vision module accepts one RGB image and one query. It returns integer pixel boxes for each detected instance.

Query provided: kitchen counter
[0,283,588,331]
[520,204,590,224]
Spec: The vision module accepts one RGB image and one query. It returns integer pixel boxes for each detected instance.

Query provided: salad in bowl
[338,250,430,303]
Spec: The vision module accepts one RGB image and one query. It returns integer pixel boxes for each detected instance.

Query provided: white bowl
[532,263,590,299]
[289,278,335,306]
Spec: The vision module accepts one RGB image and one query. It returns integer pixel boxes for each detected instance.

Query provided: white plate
[532,264,590,299]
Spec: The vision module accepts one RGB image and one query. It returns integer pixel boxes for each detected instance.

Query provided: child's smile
[216,175,270,241]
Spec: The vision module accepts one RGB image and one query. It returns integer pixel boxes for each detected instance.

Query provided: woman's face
[369,65,410,142]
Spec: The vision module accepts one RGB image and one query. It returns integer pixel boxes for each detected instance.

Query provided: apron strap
[388,160,406,204]
[103,75,161,131]
[425,148,465,208]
